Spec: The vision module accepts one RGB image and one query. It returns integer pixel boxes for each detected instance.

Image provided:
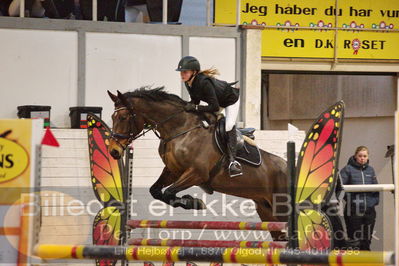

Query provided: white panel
[86,33,182,126]
[189,37,236,82]
[0,29,78,127]
[0,236,18,264]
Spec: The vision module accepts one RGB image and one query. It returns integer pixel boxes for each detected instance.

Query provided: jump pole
[34,244,395,265]
[127,238,288,249]
[127,220,287,231]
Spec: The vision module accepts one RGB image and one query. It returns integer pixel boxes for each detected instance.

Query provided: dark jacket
[340,156,379,212]
[185,73,239,112]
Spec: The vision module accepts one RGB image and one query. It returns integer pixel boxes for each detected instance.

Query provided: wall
[0,29,78,126]
[0,18,240,128]
[85,33,183,126]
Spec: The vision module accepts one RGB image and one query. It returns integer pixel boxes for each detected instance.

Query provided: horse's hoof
[168,196,207,210]
[191,198,207,210]
[176,198,204,210]
[182,194,194,200]
[181,195,206,209]
[169,199,184,208]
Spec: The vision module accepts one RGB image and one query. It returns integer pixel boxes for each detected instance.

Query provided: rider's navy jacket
[340,156,380,211]
[185,73,239,112]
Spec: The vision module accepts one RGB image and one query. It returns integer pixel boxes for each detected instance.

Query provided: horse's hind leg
[254,199,288,242]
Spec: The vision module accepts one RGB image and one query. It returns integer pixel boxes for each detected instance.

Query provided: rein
[111,106,203,149]
[134,109,185,140]
[161,124,203,143]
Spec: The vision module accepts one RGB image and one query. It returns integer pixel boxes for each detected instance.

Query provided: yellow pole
[34,244,395,265]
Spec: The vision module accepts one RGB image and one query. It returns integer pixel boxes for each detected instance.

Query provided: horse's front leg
[149,167,176,201]
[163,167,207,210]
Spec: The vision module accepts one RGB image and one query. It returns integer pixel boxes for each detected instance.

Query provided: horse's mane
[124,86,187,106]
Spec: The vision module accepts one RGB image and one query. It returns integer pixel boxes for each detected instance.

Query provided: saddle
[214,117,261,166]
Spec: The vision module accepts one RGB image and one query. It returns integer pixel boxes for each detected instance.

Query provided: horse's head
[107,90,145,159]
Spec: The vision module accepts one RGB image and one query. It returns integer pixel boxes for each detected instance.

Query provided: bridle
[111,106,201,151]
[110,107,138,150]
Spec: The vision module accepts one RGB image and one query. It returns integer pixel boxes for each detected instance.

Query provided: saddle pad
[236,141,262,166]
[214,130,262,166]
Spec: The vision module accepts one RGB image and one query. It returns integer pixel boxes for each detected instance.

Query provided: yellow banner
[215,0,399,59]
[0,119,42,265]
[0,120,32,204]
[262,30,399,59]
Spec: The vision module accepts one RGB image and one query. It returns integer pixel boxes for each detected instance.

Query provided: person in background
[8,0,45,17]
[8,0,76,18]
[79,0,124,21]
[0,0,13,15]
[125,0,148,22]
[340,145,379,250]
[175,56,242,177]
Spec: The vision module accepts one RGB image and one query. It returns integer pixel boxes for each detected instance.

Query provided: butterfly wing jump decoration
[87,114,128,266]
[294,101,345,250]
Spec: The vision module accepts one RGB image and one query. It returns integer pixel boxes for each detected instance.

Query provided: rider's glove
[184,103,197,112]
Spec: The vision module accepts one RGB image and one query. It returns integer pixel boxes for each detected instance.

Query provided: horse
[107,87,288,240]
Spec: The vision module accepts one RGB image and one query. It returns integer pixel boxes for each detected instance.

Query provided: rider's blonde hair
[199,67,220,78]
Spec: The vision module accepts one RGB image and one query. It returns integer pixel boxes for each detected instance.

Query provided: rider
[176,56,242,177]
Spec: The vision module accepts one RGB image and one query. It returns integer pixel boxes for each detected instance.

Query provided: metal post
[77,30,86,106]
[331,0,339,70]
[162,0,168,24]
[235,0,240,26]
[19,0,24,17]
[395,110,399,266]
[287,141,297,249]
[92,0,97,21]
[206,0,211,26]
[120,146,133,266]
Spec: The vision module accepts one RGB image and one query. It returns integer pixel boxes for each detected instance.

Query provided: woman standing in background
[340,146,380,250]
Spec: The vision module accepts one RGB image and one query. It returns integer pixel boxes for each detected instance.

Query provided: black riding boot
[226,128,243,177]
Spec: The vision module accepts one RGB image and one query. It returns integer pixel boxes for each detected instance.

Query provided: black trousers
[344,206,376,250]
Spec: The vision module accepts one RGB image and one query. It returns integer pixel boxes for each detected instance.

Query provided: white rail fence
[343,184,395,193]
[16,0,238,26]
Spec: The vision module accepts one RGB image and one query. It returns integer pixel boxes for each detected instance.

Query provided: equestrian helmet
[176,56,200,71]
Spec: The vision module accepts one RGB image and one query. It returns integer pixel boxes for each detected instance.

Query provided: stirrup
[228,161,243,177]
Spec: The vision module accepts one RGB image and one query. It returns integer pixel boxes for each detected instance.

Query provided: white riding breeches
[225,98,240,131]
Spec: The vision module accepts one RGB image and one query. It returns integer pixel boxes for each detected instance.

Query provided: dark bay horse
[107,87,288,239]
